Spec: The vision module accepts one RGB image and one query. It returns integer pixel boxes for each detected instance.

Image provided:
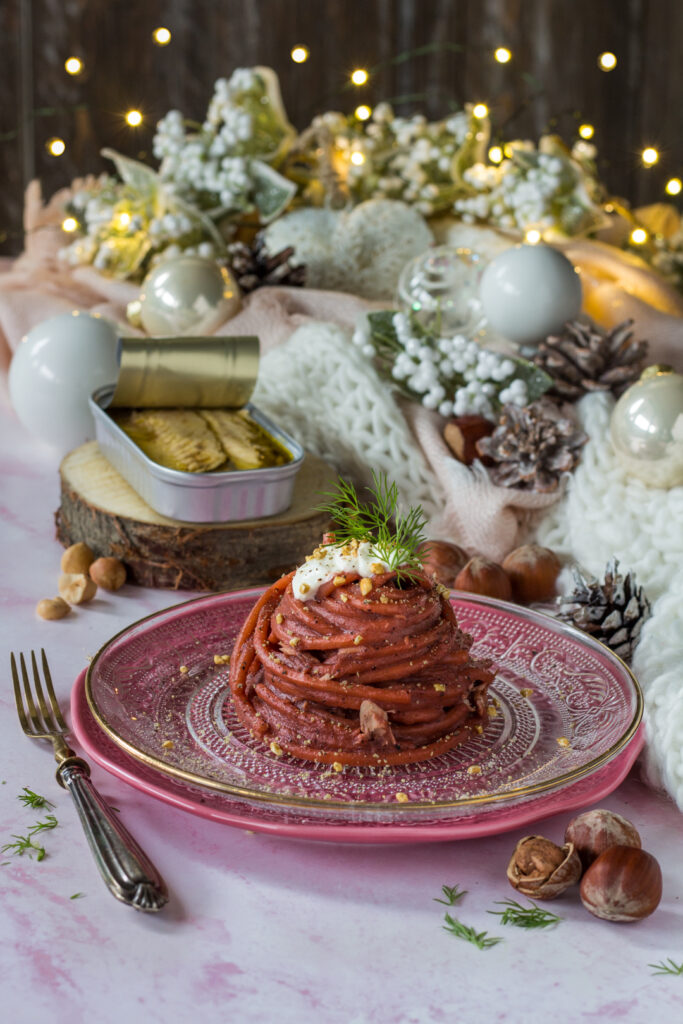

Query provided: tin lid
[109,335,260,408]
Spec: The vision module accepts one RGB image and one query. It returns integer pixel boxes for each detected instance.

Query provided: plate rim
[85,587,644,813]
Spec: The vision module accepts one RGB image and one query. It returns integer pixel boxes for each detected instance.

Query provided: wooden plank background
[1,0,681,256]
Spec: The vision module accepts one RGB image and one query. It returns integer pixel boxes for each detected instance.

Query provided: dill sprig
[316,472,427,580]
[649,959,683,976]
[488,898,562,929]
[70,892,86,900]
[17,787,54,810]
[443,912,502,950]
[434,884,468,906]
[28,814,59,835]
[2,834,47,861]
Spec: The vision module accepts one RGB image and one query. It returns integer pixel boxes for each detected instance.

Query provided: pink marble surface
[2,396,683,1024]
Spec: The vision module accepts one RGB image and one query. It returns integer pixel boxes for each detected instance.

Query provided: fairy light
[46,137,65,156]
[115,212,131,229]
[641,147,659,167]
[472,103,488,119]
[355,104,372,121]
[598,51,617,71]
[488,145,503,164]
[351,68,369,86]
[290,45,309,63]
[666,177,682,196]
[125,109,143,127]
[630,228,648,245]
[153,27,171,45]
[61,217,78,232]
[64,56,83,75]
[525,229,542,245]
[578,123,594,140]
[350,151,366,166]
[494,47,511,63]
[503,143,514,158]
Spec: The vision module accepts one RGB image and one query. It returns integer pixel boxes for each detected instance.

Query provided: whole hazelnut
[455,556,512,601]
[580,846,662,922]
[507,835,582,899]
[60,542,95,575]
[501,544,562,603]
[58,572,97,605]
[565,808,642,872]
[36,597,71,620]
[89,557,126,591]
[418,540,468,587]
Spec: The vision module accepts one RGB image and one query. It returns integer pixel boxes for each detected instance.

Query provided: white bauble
[9,311,119,452]
[139,255,241,335]
[610,368,683,488]
[479,244,582,346]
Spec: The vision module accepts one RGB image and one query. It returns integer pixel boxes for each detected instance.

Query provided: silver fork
[11,649,168,912]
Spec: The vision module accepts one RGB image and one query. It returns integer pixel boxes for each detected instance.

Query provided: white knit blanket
[257,330,683,812]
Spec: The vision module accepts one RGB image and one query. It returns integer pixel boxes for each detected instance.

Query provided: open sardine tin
[90,335,304,523]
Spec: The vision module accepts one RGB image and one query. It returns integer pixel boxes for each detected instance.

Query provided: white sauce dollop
[292,541,391,602]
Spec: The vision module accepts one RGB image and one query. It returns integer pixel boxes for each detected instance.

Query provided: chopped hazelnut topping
[379,594,389,604]
[179,665,188,674]
[276,613,283,624]
[487,705,498,717]
[213,654,231,665]
[370,562,385,575]
[332,761,343,773]
[359,578,373,596]
[333,575,346,586]
[520,688,534,698]
[289,637,300,647]
[474,724,484,734]
[467,764,482,775]
[433,683,446,692]
[557,736,571,748]
[299,583,310,595]
[353,634,363,645]
[162,740,174,750]
[395,792,409,803]
[269,741,283,756]
[340,593,349,603]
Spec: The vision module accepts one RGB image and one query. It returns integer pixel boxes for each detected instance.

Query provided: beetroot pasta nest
[228,567,495,767]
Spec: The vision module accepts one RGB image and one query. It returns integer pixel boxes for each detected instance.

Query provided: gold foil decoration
[110,335,260,409]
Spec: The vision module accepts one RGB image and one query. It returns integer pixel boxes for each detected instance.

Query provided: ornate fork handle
[58,758,169,912]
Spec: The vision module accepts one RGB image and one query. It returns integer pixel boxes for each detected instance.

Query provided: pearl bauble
[139,255,241,336]
[610,367,683,488]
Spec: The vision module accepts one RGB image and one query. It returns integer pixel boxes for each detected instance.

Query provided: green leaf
[101,148,159,195]
[508,358,553,403]
[250,160,297,222]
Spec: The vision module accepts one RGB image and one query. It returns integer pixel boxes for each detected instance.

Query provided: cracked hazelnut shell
[565,809,641,871]
[580,845,662,922]
[507,835,582,899]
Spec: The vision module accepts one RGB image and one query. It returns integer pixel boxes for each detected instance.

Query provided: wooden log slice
[56,442,335,591]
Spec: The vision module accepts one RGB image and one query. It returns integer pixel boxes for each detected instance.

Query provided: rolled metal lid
[109,335,260,408]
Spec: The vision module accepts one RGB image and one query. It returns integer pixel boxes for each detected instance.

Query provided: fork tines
[11,649,68,738]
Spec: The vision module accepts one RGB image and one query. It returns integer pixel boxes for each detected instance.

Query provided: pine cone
[476,399,588,492]
[532,319,648,401]
[556,559,651,661]
[226,235,306,293]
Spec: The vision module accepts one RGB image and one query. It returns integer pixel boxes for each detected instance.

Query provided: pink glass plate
[72,669,643,843]
[79,589,643,833]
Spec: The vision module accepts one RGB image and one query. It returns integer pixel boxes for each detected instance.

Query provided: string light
[61,217,78,232]
[64,56,83,75]
[115,212,131,229]
[350,151,366,166]
[351,68,369,86]
[472,103,488,119]
[153,27,171,45]
[503,143,514,158]
[290,45,309,63]
[46,137,65,156]
[666,177,682,196]
[578,123,594,139]
[488,145,503,164]
[525,229,542,245]
[598,51,617,71]
[641,147,659,167]
[630,228,648,245]
[354,104,372,121]
[125,109,143,127]
[494,47,511,63]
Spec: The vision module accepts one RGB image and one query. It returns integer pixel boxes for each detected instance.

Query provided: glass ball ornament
[478,244,582,346]
[610,366,683,488]
[8,311,119,453]
[138,255,241,335]
[397,246,486,335]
